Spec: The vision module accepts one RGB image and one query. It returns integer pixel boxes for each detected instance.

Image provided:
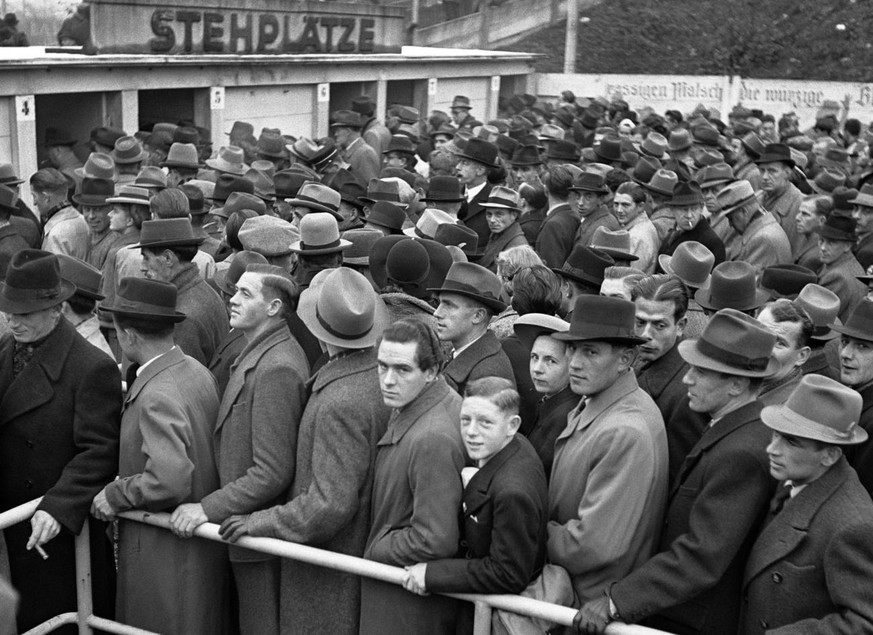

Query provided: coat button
[760,619,769,629]
[25,440,34,448]
[460,540,468,548]
[24,479,32,489]
[771,573,783,583]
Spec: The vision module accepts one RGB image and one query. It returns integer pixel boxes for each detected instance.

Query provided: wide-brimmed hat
[212,250,269,296]
[630,156,661,186]
[273,171,308,199]
[428,261,506,313]
[553,245,614,288]
[833,299,873,343]
[298,267,388,348]
[177,183,205,215]
[102,277,186,323]
[510,145,542,167]
[740,132,766,158]
[330,110,363,130]
[212,192,266,220]
[818,213,857,242]
[430,123,456,140]
[639,132,668,159]
[546,140,580,163]
[669,180,704,207]
[0,163,24,186]
[112,136,147,164]
[678,308,778,377]
[56,254,104,301]
[755,143,795,168]
[644,169,678,197]
[454,138,499,168]
[811,169,847,196]
[760,264,817,300]
[243,167,276,202]
[590,227,638,262]
[383,135,416,156]
[537,124,564,142]
[289,212,352,255]
[134,166,168,190]
[594,134,623,163]
[210,174,255,202]
[342,229,382,266]
[692,125,720,148]
[451,95,472,110]
[433,223,482,259]
[0,184,19,214]
[74,152,117,182]
[226,121,255,141]
[849,183,873,209]
[287,138,323,163]
[513,312,570,350]
[256,130,288,159]
[73,177,114,207]
[480,186,522,211]
[716,180,756,215]
[694,163,734,190]
[569,172,608,194]
[172,126,200,145]
[106,185,150,207]
[239,215,298,257]
[695,261,769,312]
[423,176,464,202]
[668,129,692,152]
[404,208,456,239]
[554,295,646,344]
[206,146,248,176]
[161,142,201,169]
[360,179,407,208]
[366,201,406,234]
[132,218,205,250]
[795,283,841,342]
[762,374,867,445]
[287,182,341,218]
[0,249,76,313]
[658,241,714,289]
[396,106,420,125]
[833,186,859,213]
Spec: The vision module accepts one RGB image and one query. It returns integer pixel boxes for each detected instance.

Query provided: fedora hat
[630,155,662,186]
[553,245,615,288]
[106,185,150,207]
[833,299,873,343]
[668,129,692,152]
[546,140,580,163]
[811,168,846,196]
[286,138,323,163]
[251,160,276,179]
[510,145,542,167]
[760,264,817,300]
[257,130,288,159]
[762,374,867,445]
[101,277,186,323]
[396,106,420,125]
[454,138,499,168]
[692,125,720,148]
[383,135,416,156]
[0,184,18,213]
[360,179,407,208]
[422,176,464,202]
[0,163,24,186]
[238,215,298,257]
[226,120,255,140]
[715,180,756,215]
[44,127,77,147]
[0,249,76,313]
[132,218,205,250]
[740,132,766,159]
[179,183,206,215]
[342,229,382,266]
[351,95,376,116]
[554,295,646,344]
[366,201,406,234]
[173,126,200,145]
[404,208,456,239]
[451,95,472,110]
[670,181,705,207]
[639,132,667,159]
[694,163,734,189]
[818,213,857,242]
[569,172,608,194]
[695,261,769,312]
[112,136,147,164]
[74,152,116,182]
[849,183,873,208]
[678,308,778,377]
[91,126,125,149]
[212,250,268,296]
[795,283,841,341]
[594,134,623,163]
[658,241,714,289]
[429,123,456,140]
[73,177,114,207]
[433,223,482,259]
[643,169,678,197]
[134,166,168,190]
[537,124,565,142]
[329,110,363,130]
[591,227,638,262]
[480,186,522,211]
[286,182,341,218]
[755,143,795,167]
[298,267,388,348]
[513,312,570,350]
[428,261,506,313]
[161,142,201,170]
[578,109,599,129]
[56,254,104,300]
[206,146,248,176]
[833,186,859,213]
[244,168,276,202]
[289,212,352,255]
[211,192,266,220]
[273,171,309,200]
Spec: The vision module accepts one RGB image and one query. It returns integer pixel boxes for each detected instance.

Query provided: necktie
[767,484,792,522]
[124,363,140,392]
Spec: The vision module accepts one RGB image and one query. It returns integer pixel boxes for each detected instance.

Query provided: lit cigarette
[35,544,48,560]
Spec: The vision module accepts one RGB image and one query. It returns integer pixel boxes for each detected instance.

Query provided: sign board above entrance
[88,0,407,54]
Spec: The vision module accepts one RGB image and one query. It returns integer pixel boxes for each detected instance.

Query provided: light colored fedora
[205,145,248,176]
[288,212,352,256]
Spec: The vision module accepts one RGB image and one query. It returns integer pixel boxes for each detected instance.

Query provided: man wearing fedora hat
[112,136,147,186]
[332,110,380,185]
[136,218,228,366]
[659,181,726,266]
[794,283,842,381]
[161,142,202,187]
[548,295,668,607]
[218,267,392,635]
[479,186,528,271]
[172,264,308,633]
[0,184,29,280]
[849,183,873,271]
[579,309,778,635]
[817,213,865,323]
[288,212,351,290]
[757,143,804,250]
[90,277,228,634]
[0,249,121,632]
[352,95,392,157]
[430,262,515,395]
[43,127,84,183]
[450,95,482,131]
[56,254,113,358]
[741,375,873,633]
[0,163,41,247]
[421,175,464,220]
[535,165,580,269]
[733,132,764,191]
[553,245,614,320]
[571,171,621,249]
[30,168,90,261]
[74,176,121,271]
[455,138,499,248]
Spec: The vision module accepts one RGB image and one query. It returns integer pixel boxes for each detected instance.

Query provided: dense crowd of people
[1,88,873,635]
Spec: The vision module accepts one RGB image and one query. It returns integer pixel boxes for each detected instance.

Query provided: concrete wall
[0,0,76,47]
[224,85,316,139]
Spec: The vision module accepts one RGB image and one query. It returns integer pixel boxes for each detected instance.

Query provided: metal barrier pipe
[74,521,93,635]
[22,613,77,635]
[86,616,161,635]
[473,600,492,635]
[0,497,41,530]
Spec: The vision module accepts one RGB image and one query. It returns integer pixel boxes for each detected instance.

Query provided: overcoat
[535,203,579,269]
[479,222,528,272]
[817,250,866,323]
[794,233,822,272]
[360,377,465,635]
[741,458,873,634]
[459,183,493,249]
[759,182,803,250]
[854,231,873,271]
[171,262,228,366]
[525,385,578,478]
[724,211,792,276]
[610,401,775,635]
[846,381,873,495]
[201,322,309,562]
[42,204,90,260]
[343,136,381,184]
[0,318,120,633]
[104,347,228,635]
[245,348,391,635]
[444,329,516,396]
[658,217,726,265]
[208,327,247,397]
[547,370,668,604]
[574,204,620,249]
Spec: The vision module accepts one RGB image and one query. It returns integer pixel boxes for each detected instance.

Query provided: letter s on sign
[150,9,176,53]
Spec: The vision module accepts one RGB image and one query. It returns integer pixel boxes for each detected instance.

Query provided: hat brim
[72,194,111,206]
[106,197,150,206]
[288,238,352,255]
[553,329,646,345]
[427,286,506,313]
[204,159,247,176]
[659,254,711,289]
[359,197,408,210]
[678,339,779,377]
[114,151,148,165]
[513,322,569,351]
[550,267,602,289]
[569,185,609,195]
[761,403,868,445]
[694,286,769,312]
[832,321,873,343]
[101,306,187,323]
[452,151,497,168]
[160,160,202,169]
[131,237,206,250]
[421,196,463,203]
[297,286,389,349]
[595,247,639,262]
[818,227,856,242]
[285,198,341,217]
[0,280,77,314]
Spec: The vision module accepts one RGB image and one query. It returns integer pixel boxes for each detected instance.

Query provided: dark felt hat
[257,130,288,159]
[0,164,23,186]
[594,134,623,163]
[454,138,499,168]
[756,143,795,167]
[212,250,268,296]
[554,295,646,344]
[433,223,482,259]
[760,264,817,300]
[44,127,77,147]
[91,126,126,148]
[423,176,464,202]
[833,298,873,343]
[818,213,857,242]
[180,183,206,215]
[342,229,383,266]
[211,174,255,202]
[360,179,407,207]
[56,254,104,300]
[132,218,205,250]
[101,277,186,322]
[383,135,416,156]
[553,245,614,288]
[678,308,778,377]
[569,172,609,195]
[211,192,267,220]
[330,110,363,130]
[428,261,506,313]
[73,177,114,207]
[546,140,580,163]
[670,181,705,207]
[510,145,542,167]
[366,201,406,234]
[695,261,769,312]
[161,142,201,170]
[0,249,76,313]
[630,155,662,186]
[351,95,376,116]
[274,171,309,199]
[384,238,431,298]
[0,184,19,213]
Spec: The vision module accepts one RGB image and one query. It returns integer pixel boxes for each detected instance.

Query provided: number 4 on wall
[15,95,35,122]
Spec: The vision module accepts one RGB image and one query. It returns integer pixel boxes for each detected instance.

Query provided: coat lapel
[463,438,519,516]
[555,371,637,441]
[124,347,186,410]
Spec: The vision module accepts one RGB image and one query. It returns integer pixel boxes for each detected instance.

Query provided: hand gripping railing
[0,499,671,635]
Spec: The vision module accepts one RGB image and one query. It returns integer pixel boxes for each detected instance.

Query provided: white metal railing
[0,498,671,635]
